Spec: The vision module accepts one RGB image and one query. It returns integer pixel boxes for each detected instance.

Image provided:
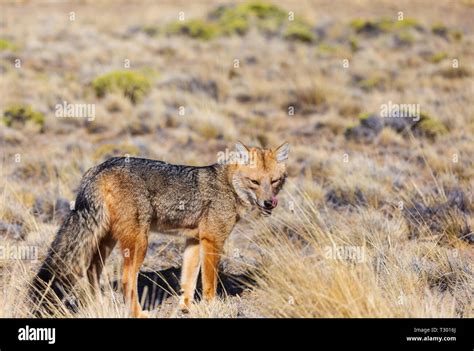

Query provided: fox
[29,141,289,318]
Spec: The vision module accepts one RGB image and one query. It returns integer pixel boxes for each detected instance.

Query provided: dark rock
[360,115,384,133]
[344,125,379,142]
[345,112,439,143]
[344,116,382,143]
[383,116,418,133]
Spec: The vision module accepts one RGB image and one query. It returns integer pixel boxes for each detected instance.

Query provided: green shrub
[415,113,448,139]
[214,1,286,36]
[377,17,396,32]
[238,1,287,20]
[350,19,379,33]
[349,36,359,51]
[351,17,421,34]
[431,22,448,36]
[92,70,152,103]
[284,21,316,43]
[0,38,16,51]
[357,112,372,121]
[3,105,45,131]
[431,22,463,41]
[428,52,448,64]
[218,13,250,35]
[166,19,221,40]
[165,1,314,43]
[394,18,420,29]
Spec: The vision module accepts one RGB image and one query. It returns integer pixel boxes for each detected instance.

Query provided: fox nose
[263,199,276,209]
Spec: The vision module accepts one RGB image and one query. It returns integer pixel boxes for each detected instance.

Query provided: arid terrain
[0,0,473,317]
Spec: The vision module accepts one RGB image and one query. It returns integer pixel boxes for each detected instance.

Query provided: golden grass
[250,187,472,318]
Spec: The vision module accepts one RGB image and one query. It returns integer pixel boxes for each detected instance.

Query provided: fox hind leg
[87,233,117,295]
[120,230,148,318]
[99,174,152,317]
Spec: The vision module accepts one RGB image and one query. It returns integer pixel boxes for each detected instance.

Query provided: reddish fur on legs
[179,237,201,312]
[200,237,223,301]
[120,233,148,318]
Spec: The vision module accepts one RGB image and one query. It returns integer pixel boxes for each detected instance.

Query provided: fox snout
[257,195,279,216]
[262,196,278,210]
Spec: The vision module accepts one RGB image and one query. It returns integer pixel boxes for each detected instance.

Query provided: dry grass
[251,186,472,317]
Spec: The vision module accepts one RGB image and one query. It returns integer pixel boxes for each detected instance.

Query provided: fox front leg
[200,236,224,301]
[179,237,201,312]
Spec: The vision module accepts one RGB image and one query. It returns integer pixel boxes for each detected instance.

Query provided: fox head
[231,141,289,216]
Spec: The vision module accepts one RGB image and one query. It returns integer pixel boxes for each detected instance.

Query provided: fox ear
[274,142,289,163]
[235,141,250,160]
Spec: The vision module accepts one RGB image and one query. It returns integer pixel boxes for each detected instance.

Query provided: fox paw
[135,310,150,318]
[178,296,192,313]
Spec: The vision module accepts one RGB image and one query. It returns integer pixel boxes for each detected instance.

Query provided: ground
[0,0,473,318]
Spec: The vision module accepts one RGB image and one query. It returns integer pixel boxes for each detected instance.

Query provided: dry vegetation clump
[345,111,448,142]
[162,1,316,43]
[3,104,45,132]
[92,70,154,104]
[0,38,17,51]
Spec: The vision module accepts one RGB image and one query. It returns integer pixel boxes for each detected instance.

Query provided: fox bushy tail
[29,181,109,316]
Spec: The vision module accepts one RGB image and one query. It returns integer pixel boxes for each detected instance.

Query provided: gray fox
[30,141,289,317]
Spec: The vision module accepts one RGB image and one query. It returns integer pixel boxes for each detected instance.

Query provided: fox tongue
[271,196,278,208]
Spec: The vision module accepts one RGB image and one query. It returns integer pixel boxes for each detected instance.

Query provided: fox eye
[249,179,260,186]
[271,178,281,184]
